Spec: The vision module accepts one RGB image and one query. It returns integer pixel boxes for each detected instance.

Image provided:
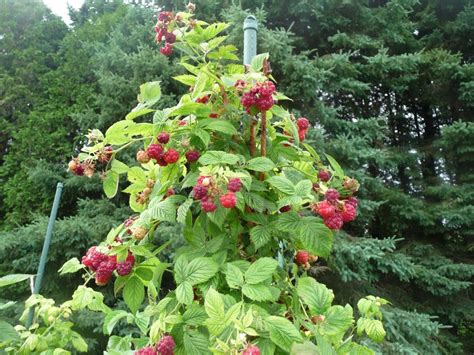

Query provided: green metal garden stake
[26,182,63,327]
[243,15,258,65]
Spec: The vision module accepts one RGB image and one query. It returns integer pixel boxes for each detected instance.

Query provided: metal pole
[243,15,258,65]
[26,182,63,327]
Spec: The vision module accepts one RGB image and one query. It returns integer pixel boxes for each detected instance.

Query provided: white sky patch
[43,0,85,25]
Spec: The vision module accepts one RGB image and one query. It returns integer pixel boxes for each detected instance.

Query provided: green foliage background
[0,0,472,353]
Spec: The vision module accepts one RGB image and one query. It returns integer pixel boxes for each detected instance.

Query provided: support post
[243,15,258,66]
[26,182,63,327]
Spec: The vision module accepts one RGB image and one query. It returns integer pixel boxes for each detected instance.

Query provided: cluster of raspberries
[192,176,242,212]
[313,188,358,230]
[68,146,113,177]
[283,117,310,144]
[82,247,135,286]
[294,250,318,270]
[296,117,310,141]
[154,12,175,56]
[240,81,276,113]
[134,335,176,355]
[136,132,201,166]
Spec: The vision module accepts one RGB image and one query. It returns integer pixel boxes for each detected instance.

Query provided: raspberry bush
[3,5,388,354]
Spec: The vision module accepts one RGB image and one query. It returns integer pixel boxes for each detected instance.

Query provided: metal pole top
[243,15,258,31]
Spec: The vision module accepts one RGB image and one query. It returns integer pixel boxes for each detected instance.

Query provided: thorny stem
[249,118,256,156]
[259,110,267,180]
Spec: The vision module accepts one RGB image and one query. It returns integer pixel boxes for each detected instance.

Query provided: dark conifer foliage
[0,0,472,352]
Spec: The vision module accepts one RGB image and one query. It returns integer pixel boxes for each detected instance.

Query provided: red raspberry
[178,120,187,126]
[346,196,358,208]
[219,192,237,208]
[155,28,165,42]
[196,95,210,104]
[295,250,310,266]
[324,214,343,230]
[158,11,173,22]
[165,188,175,197]
[298,129,307,141]
[116,252,135,276]
[201,197,217,213]
[227,178,242,192]
[157,132,170,144]
[95,259,116,286]
[312,183,320,192]
[74,164,85,176]
[315,200,336,219]
[147,144,164,160]
[297,117,310,130]
[193,185,208,200]
[164,32,176,44]
[135,346,157,355]
[341,202,357,222]
[185,150,200,163]
[209,113,219,118]
[156,155,168,166]
[163,149,179,164]
[325,188,340,203]
[243,345,261,355]
[256,96,274,111]
[318,170,331,182]
[160,43,173,56]
[279,205,291,213]
[156,335,175,355]
[82,247,108,271]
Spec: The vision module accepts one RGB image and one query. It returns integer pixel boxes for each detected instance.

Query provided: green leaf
[173,74,196,86]
[362,319,386,343]
[177,199,193,225]
[103,171,119,198]
[275,212,302,232]
[111,159,129,174]
[169,102,211,117]
[126,107,155,120]
[325,154,344,178]
[251,53,269,71]
[186,257,219,285]
[183,305,208,326]
[71,331,89,352]
[297,277,334,314]
[290,341,319,355]
[193,128,211,147]
[123,276,145,313]
[103,310,128,335]
[176,281,193,305]
[250,225,272,250]
[148,197,176,222]
[298,217,333,257]
[246,157,276,172]
[242,283,275,301]
[183,331,210,355]
[205,288,225,319]
[137,81,161,105]
[0,274,32,287]
[192,71,208,98]
[294,180,313,198]
[105,120,134,144]
[198,151,240,165]
[320,305,354,337]
[0,320,19,342]
[59,258,83,275]
[245,257,278,284]
[200,119,237,135]
[225,263,244,289]
[266,175,295,195]
[265,316,303,352]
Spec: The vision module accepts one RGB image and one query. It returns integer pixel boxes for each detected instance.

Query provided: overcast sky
[43,0,85,24]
